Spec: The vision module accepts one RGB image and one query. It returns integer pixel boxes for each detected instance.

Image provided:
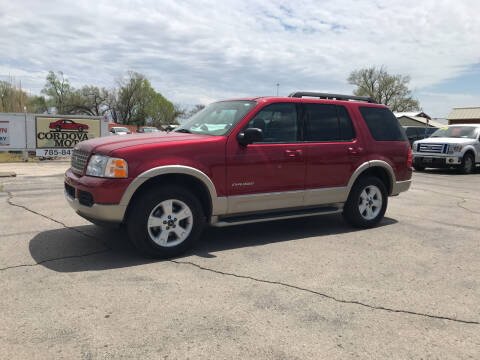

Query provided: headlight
[86,155,128,178]
[448,144,462,154]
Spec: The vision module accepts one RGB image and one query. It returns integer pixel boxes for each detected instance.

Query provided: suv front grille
[71,149,90,175]
[418,143,446,154]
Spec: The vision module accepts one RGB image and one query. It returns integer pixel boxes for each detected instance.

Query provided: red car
[65,92,412,258]
[49,119,89,132]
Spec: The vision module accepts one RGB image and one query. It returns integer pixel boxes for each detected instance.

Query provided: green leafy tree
[26,95,48,113]
[41,71,75,114]
[347,66,420,112]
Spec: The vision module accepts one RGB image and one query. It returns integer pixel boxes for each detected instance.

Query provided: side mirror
[237,128,263,146]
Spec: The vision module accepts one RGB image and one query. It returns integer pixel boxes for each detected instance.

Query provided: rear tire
[343,176,388,228]
[127,185,205,258]
[460,153,474,174]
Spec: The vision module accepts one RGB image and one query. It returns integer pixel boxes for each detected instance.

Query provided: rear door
[225,102,307,214]
[303,103,365,206]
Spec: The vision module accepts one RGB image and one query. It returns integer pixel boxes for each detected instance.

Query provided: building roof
[394,111,431,119]
[397,115,444,128]
[447,107,480,120]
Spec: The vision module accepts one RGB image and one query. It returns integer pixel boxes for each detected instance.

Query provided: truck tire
[127,185,205,258]
[343,176,388,228]
[460,153,474,174]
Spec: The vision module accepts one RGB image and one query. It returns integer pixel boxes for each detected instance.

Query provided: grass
[0,152,38,163]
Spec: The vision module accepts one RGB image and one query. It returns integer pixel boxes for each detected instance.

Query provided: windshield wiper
[175,128,191,133]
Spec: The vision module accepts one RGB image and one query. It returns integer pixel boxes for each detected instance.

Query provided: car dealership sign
[0,121,10,146]
[36,116,101,149]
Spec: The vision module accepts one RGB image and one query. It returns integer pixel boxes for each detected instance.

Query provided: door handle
[347,146,363,155]
[285,149,302,157]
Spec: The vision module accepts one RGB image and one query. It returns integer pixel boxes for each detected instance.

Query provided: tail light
[407,147,412,168]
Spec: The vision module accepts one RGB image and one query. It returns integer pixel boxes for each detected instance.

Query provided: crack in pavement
[415,188,480,214]
[171,260,480,325]
[3,189,480,326]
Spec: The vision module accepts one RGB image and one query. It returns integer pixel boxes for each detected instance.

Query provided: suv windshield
[175,100,257,136]
[431,126,478,139]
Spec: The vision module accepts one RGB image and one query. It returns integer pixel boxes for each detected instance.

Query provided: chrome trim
[65,191,126,223]
[119,165,227,215]
[226,189,304,214]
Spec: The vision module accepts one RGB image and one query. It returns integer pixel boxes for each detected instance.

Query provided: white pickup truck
[412,124,480,174]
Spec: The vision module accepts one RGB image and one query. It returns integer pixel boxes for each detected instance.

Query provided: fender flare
[346,160,396,195]
[120,165,227,215]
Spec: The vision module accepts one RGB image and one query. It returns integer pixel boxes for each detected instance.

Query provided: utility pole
[276,83,280,96]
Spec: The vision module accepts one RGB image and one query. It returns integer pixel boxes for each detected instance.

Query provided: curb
[0,172,16,178]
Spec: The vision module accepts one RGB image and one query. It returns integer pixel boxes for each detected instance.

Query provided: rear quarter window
[359,107,407,141]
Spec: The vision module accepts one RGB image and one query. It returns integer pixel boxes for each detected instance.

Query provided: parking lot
[1,161,479,359]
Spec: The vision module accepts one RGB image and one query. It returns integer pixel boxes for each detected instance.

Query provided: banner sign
[0,121,10,146]
[36,117,101,149]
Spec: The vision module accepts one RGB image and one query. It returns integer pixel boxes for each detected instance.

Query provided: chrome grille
[71,149,89,174]
[418,143,444,153]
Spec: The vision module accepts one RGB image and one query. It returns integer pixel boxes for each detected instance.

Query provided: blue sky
[1,0,479,118]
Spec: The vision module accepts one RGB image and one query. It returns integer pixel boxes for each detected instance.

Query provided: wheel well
[124,174,212,222]
[356,166,392,195]
[463,150,475,159]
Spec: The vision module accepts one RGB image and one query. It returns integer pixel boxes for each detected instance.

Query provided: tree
[41,71,75,114]
[347,66,420,112]
[26,95,48,113]
[0,78,27,112]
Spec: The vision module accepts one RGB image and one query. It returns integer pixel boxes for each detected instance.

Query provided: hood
[417,137,476,145]
[76,132,216,154]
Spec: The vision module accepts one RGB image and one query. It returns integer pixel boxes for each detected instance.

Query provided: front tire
[127,185,205,258]
[343,176,388,228]
[460,153,474,174]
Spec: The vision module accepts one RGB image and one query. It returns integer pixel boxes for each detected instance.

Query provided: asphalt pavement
[0,161,479,359]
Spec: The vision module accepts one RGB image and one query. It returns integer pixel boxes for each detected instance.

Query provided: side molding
[120,165,227,215]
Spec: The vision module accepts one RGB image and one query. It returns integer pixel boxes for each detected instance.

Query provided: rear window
[304,104,356,142]
[359,107,407,141]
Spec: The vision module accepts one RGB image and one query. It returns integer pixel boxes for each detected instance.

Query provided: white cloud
[0,0,479,116]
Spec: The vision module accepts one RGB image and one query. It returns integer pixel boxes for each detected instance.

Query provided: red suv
[50,119,89,132]
[64,92,412,258]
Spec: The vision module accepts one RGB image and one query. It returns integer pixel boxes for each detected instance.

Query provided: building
[394,111,443,128]
[447,107,480,125]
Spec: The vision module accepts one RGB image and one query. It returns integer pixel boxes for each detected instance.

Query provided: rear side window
[304,104,356,142]
[359,107,407,141]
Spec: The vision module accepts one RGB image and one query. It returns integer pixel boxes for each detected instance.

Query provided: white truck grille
[71,149,90,175]
[418,143,446,154]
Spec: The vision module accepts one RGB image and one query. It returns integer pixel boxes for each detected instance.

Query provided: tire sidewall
[461,154,474,174]
[127,186,205,258]
[344,176,388,228]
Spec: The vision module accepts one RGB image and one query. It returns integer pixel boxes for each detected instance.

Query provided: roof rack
[288,91,377,104]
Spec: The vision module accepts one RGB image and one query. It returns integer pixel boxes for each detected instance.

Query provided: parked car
[412,124,480,173]
[137,126,160,133]
[109,127,131,135]
[402,126,437,147]
[65,92,412,258]
[49,119,89,132]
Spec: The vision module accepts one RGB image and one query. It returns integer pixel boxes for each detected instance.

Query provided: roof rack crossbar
[288,91,377,104]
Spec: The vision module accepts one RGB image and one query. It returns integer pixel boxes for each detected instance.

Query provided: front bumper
[65,191,126,224]
[64,168,128,224]
[412,154,462,167]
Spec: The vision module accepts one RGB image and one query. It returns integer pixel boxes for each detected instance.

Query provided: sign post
[24,106,28,161]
